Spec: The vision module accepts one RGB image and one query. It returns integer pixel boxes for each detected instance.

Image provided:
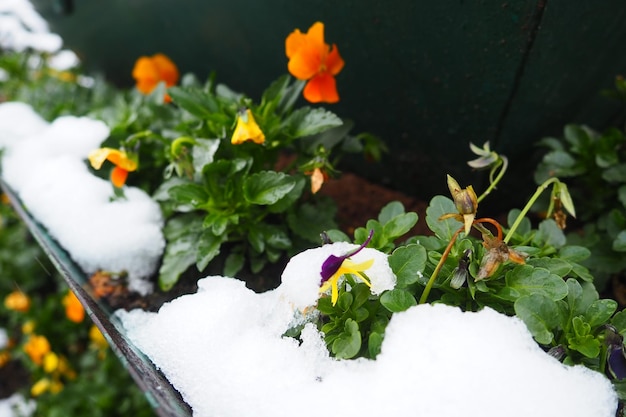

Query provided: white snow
[0,102,165,294]
[119,261,618,417]
[0,393,35,417]
[0,0,61,53]
[0,328,8,349]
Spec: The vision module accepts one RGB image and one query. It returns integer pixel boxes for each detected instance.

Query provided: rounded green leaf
[380,289,417,313]
[243,171,296,205]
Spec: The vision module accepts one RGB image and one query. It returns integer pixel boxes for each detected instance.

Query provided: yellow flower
[320,231,375,305]
[31,378,51,397]
[43,351,59,373]
[88,148,138,188]
[62,290,85,323]
[24,334,51,366]
[21,320,35,335]
[231,109,265,145]
[89,325,108,350]
[286,22,345,103]
[320,258,374,305]
[132,53,179,102]
[4,290,30,312]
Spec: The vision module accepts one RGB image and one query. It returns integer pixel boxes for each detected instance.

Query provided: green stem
[477,155,508,203]
[419,226,464,304]
[503,177,560,244]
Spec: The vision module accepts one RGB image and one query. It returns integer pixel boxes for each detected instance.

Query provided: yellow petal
[231,110,265,145]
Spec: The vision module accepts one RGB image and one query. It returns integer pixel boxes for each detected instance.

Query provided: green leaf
[507,209,531,238]
[543,150,577,168]
[613,230,626,252]
[196,231,224,271]
[568,316,600,358]
[426,196,462,240]
[611,310,626,336]
[332,319,361,359]
[514,294,560,345]
[287,201,337,243]
[224,252,245,277]
[283,107,343,138]
[618,185,626,208]
[558,246,591,262]
[563,124,591,151]
[378,201,406,225]
[525,257,572,277]
[566,278,599,317]
[388,244,427,288]
[501,265,568,301]
[168,86,219,117]
[243,171,297,205]
[603,163,626,183]
[383,212,418,240]
[324,229,351,243]
[532,219,566,249]
[380,289,417,312]
[268,176,305,213]
[368,332,384,358]
[168,182,209,208]
[585,299,617,327]
[247,227,265,253]
[337,292,354,312]
[192,138,220,174]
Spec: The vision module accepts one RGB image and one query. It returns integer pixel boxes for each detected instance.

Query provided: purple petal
[608,344,626,380]
[319,230,374,284]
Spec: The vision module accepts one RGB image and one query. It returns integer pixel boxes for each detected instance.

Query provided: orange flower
[308,167,327,194]
[62,291,85,323]
[286,22,344,103]
[24,334,51,366]
[132,53,179,102]
[88,148,138,188]
[4,290,30,312]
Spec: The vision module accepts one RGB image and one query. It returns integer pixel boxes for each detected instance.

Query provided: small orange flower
[309,167,327,194]
[4,290,30,312]
[132,53,179,102]
[231,109,265,145]
[286,22,345,103]
[62,291,84,323]
[24,334,51,366]
[0,351,10,368]
[88,148,138,188]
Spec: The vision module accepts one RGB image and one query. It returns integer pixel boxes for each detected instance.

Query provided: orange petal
[326,44,345,76]
[285,29,307,58]
[152,53,179,87]
[287,43,322,80]
[303,73,339,103]
[306,22,326,52]
[310,167,324,194]
[110,166,129,188]
[132,56,159,94]
[103,149,138,171]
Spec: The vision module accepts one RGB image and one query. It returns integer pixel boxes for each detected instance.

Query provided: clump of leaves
[291,144,626,406]
[153,74,383,290]
[534,123,626,291]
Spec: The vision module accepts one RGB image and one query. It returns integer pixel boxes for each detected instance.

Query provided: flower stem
[503,177,560,244]
[419,225,464,304]
[477,155,508,203]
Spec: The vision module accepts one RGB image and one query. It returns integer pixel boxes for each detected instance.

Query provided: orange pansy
[88,148,138,188]
[286,22,344,104]
[63,291,85,323]
[132,53,179,102]
[24,334,51,366]
[4,290,30,312]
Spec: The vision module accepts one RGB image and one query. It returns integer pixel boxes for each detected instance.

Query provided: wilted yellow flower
[4,290,30,312]
[231,109,265,145]
[441,175,478,236]
[24,334,51,366]
[62,291,85,323]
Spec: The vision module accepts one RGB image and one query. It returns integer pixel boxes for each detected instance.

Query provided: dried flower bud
[447,175,478,235]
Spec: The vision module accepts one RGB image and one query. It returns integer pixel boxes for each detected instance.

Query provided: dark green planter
[32,0,626,207]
